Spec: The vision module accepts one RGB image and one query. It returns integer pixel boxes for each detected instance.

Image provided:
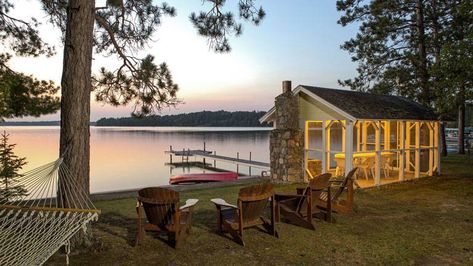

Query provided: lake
[2,126,271,193]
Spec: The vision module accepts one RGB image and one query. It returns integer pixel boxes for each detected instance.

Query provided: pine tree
[336,0,432,105]
[34,0,264,245]
[0,131,27,202]
[0,1,60,121]
[2,0,265,209]
[432,0,473,154]
[34,0,266,210]
[337,0,473,155]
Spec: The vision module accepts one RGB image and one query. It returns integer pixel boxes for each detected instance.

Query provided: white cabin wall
[298,93,348,128]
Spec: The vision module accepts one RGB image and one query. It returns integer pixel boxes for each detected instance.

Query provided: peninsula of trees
[95,111,272,127]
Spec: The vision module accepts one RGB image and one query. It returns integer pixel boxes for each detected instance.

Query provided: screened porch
[304,120,440,187]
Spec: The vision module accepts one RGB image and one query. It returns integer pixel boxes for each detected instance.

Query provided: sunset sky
[9,0,358,121]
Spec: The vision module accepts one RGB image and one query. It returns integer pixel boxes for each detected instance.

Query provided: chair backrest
[297,173,331,215]
[138,187,180,228]
[332,168,357,201]
[238,182,274,224]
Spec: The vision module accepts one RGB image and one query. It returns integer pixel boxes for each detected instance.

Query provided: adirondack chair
[317,167,357,214]
[210,182,278,246]
[135,187,198,248]
[274,173,332,230]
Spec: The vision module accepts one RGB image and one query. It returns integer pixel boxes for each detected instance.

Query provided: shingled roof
[300,85,437,120]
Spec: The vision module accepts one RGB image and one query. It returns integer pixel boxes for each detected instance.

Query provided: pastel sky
[9,0,359,121]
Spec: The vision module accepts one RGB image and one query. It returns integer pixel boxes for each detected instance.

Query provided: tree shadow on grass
[95,211,179,248]
[193,207,281,246]
[96,208,220,248]
[94,212,138,247]
[188,208,243,244]
[95,205,280,249]
[189,208,217,231]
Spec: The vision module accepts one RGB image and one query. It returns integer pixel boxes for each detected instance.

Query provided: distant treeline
[0,121,97,126]
[95,111,272,127]
[0,121,60,126]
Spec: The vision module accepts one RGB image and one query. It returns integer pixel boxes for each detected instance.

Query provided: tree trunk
[416,0,430,106]
[440,122,448,156]
[59,0,95,246]
[458,88,465,154]
[430,0,441,62]
[430,0,447,156]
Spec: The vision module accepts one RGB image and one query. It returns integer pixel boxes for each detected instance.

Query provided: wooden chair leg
[227,227,245,246]
[216,207,223,233]
[327,188,332,223]
[260,217,279,238]
[175,229,188,248]
[168,232,177,248]
[184,210,193,233]
[135,227,144,246]
[270,197,279,237]
[275,201,281,223]
[135,206,144,246]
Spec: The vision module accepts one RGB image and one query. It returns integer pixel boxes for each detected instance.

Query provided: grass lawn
[48,155,473,265]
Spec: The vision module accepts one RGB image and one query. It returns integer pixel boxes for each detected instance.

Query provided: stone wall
[270,129,304,181]
[274,91,299,130]
[269,86,304,182]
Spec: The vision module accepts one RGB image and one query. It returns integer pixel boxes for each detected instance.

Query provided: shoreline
[90,176,263,201]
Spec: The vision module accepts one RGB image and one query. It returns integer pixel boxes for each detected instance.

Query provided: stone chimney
[269,81,304,182]
[282,80,292,93]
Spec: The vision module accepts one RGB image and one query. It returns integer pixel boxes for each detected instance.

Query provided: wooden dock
[165,143,270,175]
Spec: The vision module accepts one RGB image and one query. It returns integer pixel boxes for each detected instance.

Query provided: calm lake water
[2,126,270,193]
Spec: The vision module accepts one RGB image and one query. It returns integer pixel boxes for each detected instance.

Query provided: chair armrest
[275,192,306,203]
[274,192,304,201]
[278,195,305,205]
[210,198,238,209]
[180,199,199,211]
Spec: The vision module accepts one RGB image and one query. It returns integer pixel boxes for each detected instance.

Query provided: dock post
[187,148,190,163]
[213,151,216,168]
[169,145,173,163]
[203,142,206,166]
[236,152,239,175]
[249,152,252,176]
[182,148,184,163]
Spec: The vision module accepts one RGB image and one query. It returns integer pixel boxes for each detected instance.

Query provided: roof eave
[295,86,357,121]
[259,106,276,123]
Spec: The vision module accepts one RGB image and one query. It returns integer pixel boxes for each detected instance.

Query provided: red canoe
[169,172,238,185]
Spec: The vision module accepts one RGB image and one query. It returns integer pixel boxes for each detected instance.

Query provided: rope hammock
[0,158,100,266]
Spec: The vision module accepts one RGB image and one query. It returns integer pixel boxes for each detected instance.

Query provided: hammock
[0,158,100,266]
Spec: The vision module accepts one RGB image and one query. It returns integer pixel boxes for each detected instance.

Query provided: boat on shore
[169,172,239,185]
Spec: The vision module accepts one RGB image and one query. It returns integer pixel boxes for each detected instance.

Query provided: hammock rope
[0,158,100,266]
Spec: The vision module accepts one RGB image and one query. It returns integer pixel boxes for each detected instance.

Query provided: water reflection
[3,126,270,193]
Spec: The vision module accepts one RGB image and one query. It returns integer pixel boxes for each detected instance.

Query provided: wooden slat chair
[317,167,357,214]
[353,157,373,180]
[210,182,278,246]
[136,187,198,248]
[274,173,332,230]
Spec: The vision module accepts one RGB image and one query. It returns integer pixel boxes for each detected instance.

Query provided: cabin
[260,81,440,188]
